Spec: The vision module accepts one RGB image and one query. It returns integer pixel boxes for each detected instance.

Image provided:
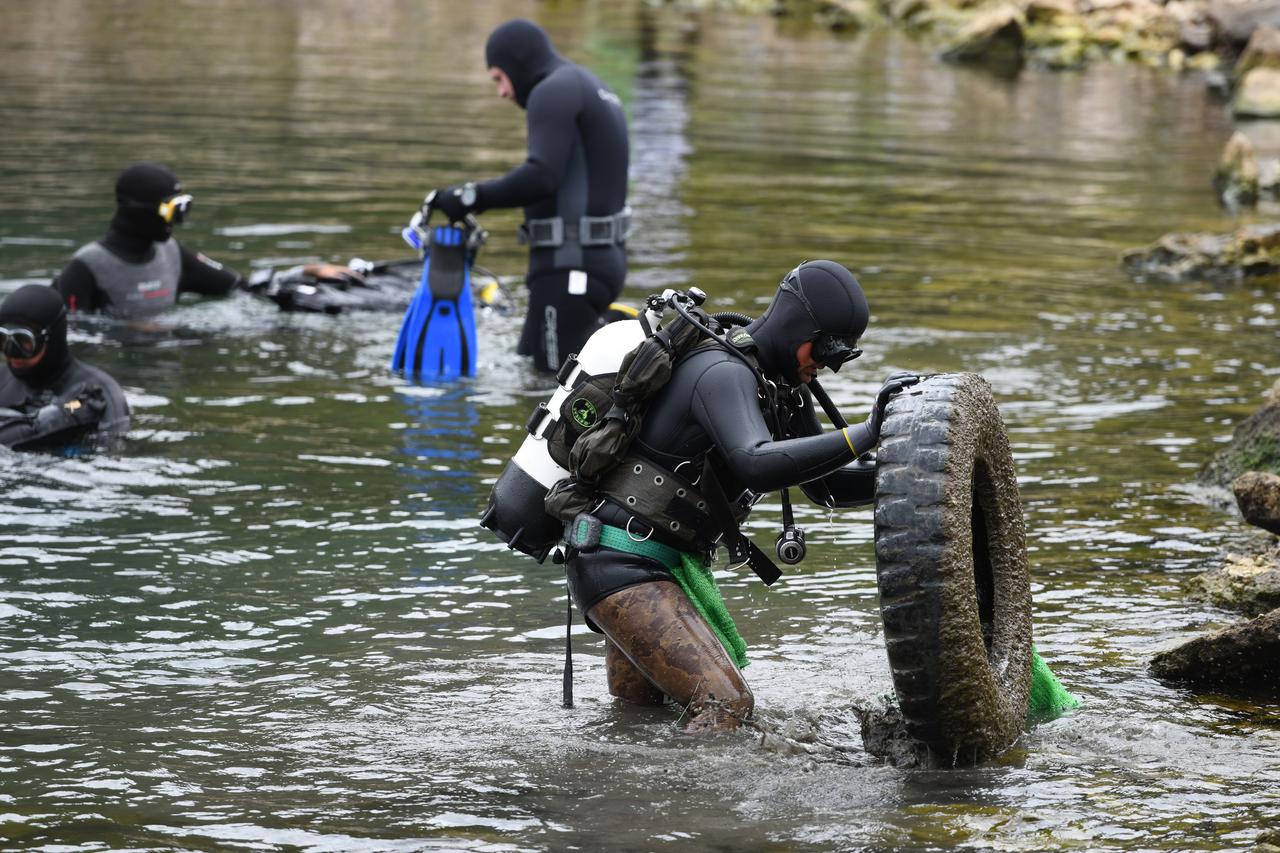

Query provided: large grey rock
[1150,608,1280,698]
[1199,379,1280,488]
[1167,0,1218,51]
[941,5,1028,73]
[1236,23,1280,77]
[1234,66,1280,116]
[1022,0,1078,23]
[1208,0,1280,46]
[1234,471,1280,533]
[1214,131,1261,208]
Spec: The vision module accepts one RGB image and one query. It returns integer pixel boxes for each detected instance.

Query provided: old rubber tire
[873,372,1032,764]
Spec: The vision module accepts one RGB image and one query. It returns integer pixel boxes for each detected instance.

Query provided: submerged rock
[852,698,935,768]
[1121,223,1280,281]
[1149,607,1280,697]
[1198,379,1280,488]
[1234,470,1280,533]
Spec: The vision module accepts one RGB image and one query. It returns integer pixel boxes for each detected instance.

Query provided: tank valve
[775,526,806,565]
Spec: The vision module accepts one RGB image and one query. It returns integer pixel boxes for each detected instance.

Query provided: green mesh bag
[1027,645,1080,724]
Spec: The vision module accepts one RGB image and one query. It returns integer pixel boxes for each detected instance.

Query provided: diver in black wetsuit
[564,261,918,730]
[429,19,630,373]
[0,284,130,453]
[53,162,246,318]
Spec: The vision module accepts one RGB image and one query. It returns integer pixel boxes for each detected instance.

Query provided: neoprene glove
[430,184,475,223]
[865,371,922,440]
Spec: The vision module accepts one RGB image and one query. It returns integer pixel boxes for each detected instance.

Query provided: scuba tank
[479,301,664,562]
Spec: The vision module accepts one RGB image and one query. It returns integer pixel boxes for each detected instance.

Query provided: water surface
[1,1,1277,850]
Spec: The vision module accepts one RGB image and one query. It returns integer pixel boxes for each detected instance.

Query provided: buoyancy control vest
[480,288,787,583]
[480,289,739,561]
[71,239,182,318]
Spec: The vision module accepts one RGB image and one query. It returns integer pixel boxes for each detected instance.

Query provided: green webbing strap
[597,524,749,669]
[598,524,683,569]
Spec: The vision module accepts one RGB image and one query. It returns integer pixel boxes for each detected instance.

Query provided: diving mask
[0,308,63,359]
[811,333,862,372]
[157,193,194,224]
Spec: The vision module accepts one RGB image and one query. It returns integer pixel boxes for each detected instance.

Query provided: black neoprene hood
[112,162,183,244]
[746,260,870,384]
[484,19,564,109]
[115,162,181,208]
[0,284,70,385]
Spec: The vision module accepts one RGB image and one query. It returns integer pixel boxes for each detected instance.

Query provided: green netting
[670,552,749,670]
[1027,645,1080,724]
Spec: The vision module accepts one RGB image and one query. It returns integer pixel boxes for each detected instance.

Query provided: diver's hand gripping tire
[873,373,1032,765]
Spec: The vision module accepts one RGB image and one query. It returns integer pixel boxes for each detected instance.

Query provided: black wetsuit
[0,360,131,452]
[565,260,882,625]
[54,226,241,318]
[567,344,876,620]
[479,20,630,372]
[0,284,130,453]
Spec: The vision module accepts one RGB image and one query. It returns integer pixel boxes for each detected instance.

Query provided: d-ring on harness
[625,516,652,542]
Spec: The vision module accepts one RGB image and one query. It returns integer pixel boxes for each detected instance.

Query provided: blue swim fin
[391,225,478,378]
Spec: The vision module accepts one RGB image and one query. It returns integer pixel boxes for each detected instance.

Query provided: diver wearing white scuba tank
[562,261,919,730]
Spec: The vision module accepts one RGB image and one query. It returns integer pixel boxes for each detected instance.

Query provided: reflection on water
[2,0,1279,850]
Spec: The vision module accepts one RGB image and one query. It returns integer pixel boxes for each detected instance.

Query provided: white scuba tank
[480,307,661,562]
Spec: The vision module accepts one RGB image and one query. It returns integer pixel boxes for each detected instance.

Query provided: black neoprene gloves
[865,371,922,442]
[430,185,476,223]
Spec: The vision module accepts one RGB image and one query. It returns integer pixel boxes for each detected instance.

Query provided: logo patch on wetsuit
[597,88,622,108]
[570,397,598,428]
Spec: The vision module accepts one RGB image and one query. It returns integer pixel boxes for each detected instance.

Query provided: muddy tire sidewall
[874,372,1032,764]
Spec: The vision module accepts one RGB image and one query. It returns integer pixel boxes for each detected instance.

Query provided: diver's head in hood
[0,284,71,387]
[484,19,563,109]
[746,260,869,385]
[111,161,191,244]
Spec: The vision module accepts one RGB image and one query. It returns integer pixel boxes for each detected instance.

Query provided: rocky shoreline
[690,0,1280,706]
[679,1,1280,282]
[716,0,1253,74]
[1150,379,1280,699]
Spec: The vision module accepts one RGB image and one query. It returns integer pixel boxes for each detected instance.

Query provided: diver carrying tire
[873,372,1032,764]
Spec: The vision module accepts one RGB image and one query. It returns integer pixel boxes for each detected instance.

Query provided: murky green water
[1,0,1277,850]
